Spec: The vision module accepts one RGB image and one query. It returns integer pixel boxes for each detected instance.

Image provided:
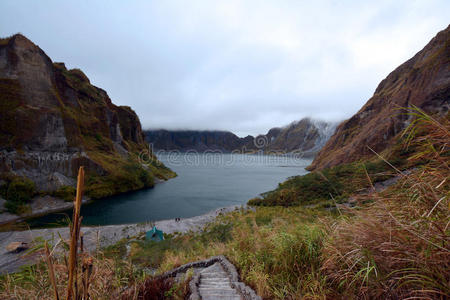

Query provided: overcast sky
[1,1,449,136]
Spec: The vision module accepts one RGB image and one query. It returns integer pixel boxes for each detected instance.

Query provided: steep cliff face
[0,34,174,197]
[145,118,336,156]
[308,25,450,170]
[145,130,246,152]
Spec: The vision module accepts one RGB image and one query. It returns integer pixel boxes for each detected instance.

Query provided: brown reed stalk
[82,257,94,300]
[80,232,84,254]
[66,166,84,300]
[44,241,59,300]
[362,163,376,192]
[74,216,83,300]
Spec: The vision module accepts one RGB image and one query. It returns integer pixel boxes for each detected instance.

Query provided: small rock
[6,242,29,253]
[0,197,7,211]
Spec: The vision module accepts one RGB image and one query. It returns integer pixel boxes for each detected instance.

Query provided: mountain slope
[308,25,450,170]
[0,34,174,202]
[145,118,336,156]
[262,118,337,156]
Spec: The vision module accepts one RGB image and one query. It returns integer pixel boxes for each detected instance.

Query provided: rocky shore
[0,195,90,225]
[0,205,243,274]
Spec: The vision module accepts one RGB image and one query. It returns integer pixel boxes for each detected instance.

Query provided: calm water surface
[29,153,311,226]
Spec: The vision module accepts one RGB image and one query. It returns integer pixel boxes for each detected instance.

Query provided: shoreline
[0,195,92,226]
[0,177,169,226]
[0,205,244,274]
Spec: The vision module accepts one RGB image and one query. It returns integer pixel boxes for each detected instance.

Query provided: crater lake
[27,153,311,227]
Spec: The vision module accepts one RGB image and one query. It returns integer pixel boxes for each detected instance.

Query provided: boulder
[5,242,28,253]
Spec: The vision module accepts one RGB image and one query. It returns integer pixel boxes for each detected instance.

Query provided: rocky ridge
[0,34,174,207]
[308,25,450,170]
[256,118,337,156]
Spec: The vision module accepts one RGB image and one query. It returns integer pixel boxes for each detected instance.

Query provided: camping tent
[146,226,164,242]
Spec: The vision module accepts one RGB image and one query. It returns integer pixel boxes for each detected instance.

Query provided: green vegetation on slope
[248,158,403,207]
[51,186,76,202]
[0,78,35,150]
[83,154,175,199]
[249,123,426,208]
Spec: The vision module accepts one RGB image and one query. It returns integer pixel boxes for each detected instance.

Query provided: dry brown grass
[121,270,192,300]
[322,110,449,299]
[0,252,145,300]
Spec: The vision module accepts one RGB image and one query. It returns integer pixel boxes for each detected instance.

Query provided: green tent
[146,226,164,242]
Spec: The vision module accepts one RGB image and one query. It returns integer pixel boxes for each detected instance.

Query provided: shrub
[201,223,233,243]
[121,275,192,300]
[255,214,272,226]
[52,185,76,202]
[6,177,35,203]
[4,202,31,215]
[94,133,102,143]
[3,177,36,215]
[129,238,185,268]
[121,277,174,300]
[0,177,36,214]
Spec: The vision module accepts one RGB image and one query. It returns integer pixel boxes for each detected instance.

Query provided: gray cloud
[1,0,449,136]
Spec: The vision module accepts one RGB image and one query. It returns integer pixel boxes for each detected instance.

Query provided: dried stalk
[66,166,84,300]
[44,241,59,300]
[80,232,84,254]
[74,216,83,300]
[362,163,376,192]
[82,257,94,300]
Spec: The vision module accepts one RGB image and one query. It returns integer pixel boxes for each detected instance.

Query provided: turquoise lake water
[28,153,311,226]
